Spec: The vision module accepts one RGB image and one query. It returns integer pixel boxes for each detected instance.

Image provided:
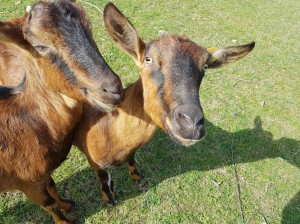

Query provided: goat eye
[80,87,88,96]
[145,57,153,64]
[35,45,48,51]
[203,64,208,70]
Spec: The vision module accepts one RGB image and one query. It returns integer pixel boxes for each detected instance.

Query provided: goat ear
[0,21,14,42]
[103,2,145,64]
[0,16,28,47]
[23,7,54,56]
[206,42,255,68]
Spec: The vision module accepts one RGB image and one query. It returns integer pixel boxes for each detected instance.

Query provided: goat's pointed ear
[23,5,54,56]
[103,2,145,64]
[0,21,13,42]
[206,42,255,68]
[0,16,29,47]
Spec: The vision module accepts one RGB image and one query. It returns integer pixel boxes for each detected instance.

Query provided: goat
[0,0,123,223]
[74,2,255,206]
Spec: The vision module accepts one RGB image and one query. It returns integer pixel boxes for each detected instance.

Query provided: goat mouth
[171,131,202,147]
[164,116,203,147]
[91,97,116,112]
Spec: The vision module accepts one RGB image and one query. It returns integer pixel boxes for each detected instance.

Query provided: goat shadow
[0,116,299,223]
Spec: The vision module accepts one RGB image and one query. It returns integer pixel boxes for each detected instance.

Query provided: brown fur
[75,79,157,168]
[0,1,123,223]
[74,2,255,206]
[0,24,81,224]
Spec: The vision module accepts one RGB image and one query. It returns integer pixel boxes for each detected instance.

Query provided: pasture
[0,0,299,223]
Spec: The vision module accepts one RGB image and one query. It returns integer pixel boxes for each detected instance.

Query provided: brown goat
[0,0,123,223]
[74,2,255,206]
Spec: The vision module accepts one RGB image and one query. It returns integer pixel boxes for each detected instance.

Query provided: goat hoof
[65,215,76,223]
[106,198,118,207]
[131,171,144,181]
[64,199,75,205]
[59,199,75,213]
[57,216,76,224]
[102,190,117,207]
[56,217,75,224]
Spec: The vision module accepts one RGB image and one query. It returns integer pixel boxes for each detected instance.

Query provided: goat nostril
[103,87,119,96]
[80,87,88,96]
[178,112,183,119]
[176,111,204,127]
[174,105,204,129]
[194,117,204,127]
[102,84,123,96]
[177,112,194,126]
[101,85,124,103]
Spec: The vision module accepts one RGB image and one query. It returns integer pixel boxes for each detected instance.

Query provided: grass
[1,0,300,223]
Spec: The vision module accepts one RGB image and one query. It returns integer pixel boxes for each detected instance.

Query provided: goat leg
[128,156,143,181]
[22,181,74,224]
[46,177,75,213]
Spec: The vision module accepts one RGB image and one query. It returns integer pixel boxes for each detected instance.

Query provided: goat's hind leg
[128,155,143,181]
[22,181,74,224]
[46,177,75,213]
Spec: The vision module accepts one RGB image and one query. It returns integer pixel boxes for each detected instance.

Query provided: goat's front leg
[97,169,117,206]
[87,159,117,206]
[128,155,143,181]
[22,181,74,224]
[46,177,75,213]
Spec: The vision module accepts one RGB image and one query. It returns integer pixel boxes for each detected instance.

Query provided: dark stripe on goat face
[152,69,168,109]
[28,1,124,108]
[48,1,108,82]
[49,53,78,85]
[164,38,208,109]
[144,42,169,113]
[144,38,205,115]
[169,53,202,106]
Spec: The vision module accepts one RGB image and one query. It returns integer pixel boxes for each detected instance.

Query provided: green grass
[1,0,300,223]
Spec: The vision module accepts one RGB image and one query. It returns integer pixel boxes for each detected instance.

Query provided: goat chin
[91,97,117,113]
[171,133,202,147]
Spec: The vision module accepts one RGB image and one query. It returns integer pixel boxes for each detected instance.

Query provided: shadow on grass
[0,116,299,223]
